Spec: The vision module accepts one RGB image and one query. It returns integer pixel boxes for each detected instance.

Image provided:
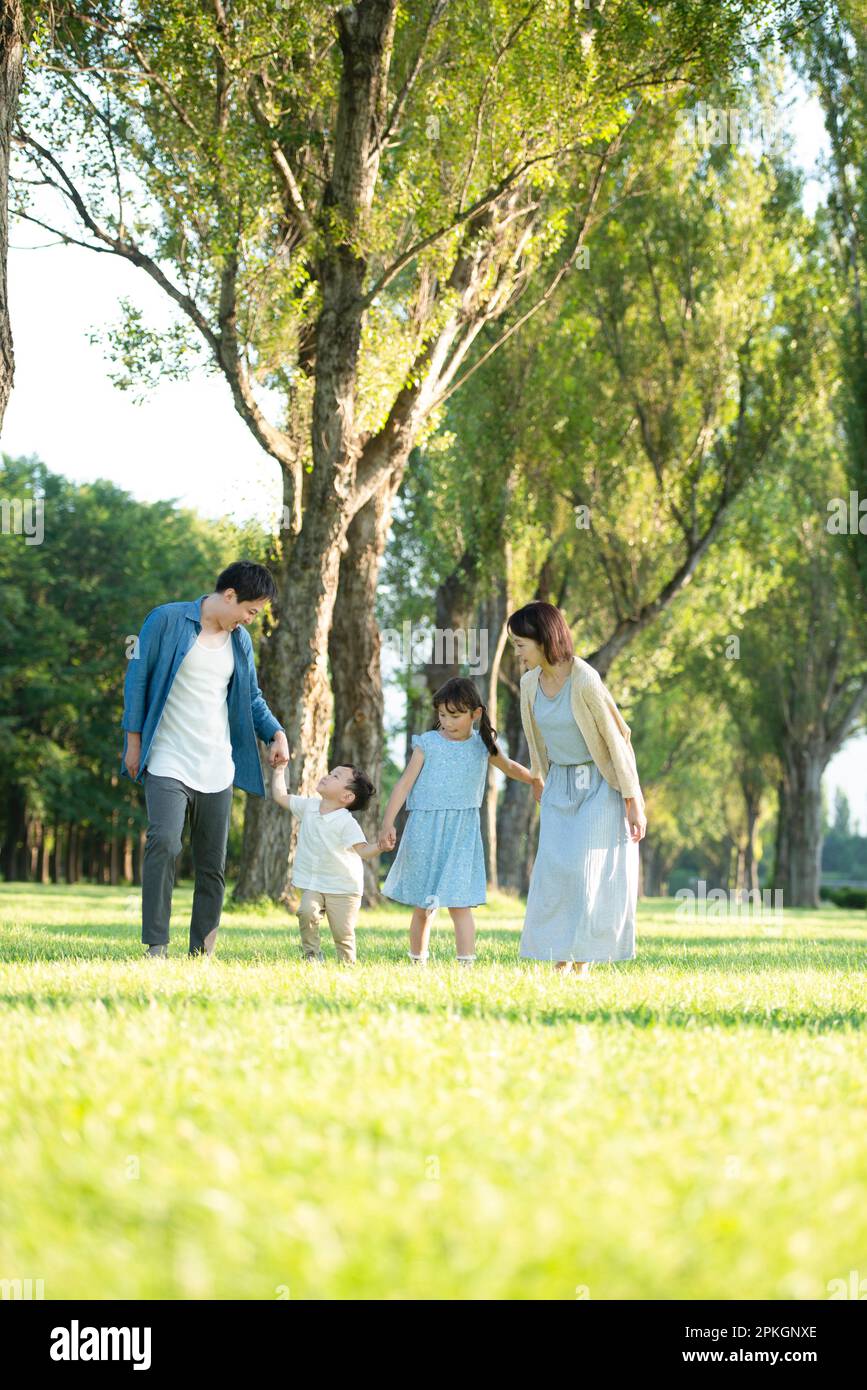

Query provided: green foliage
[821,884,867,909]
[16,0,800,435]
[87,298,207,402]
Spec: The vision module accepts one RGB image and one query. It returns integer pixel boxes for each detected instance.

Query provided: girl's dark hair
[431,677,500,756]
[507,601,574,664]
[215,560,278,604]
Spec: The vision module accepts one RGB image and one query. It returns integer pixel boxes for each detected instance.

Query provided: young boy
[270,761,382,964]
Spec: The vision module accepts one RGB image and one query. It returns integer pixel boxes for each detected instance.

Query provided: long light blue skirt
[382,808,487,908]
[519,762,638,963]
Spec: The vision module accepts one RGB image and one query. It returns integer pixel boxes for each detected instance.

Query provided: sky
[2,69,865,832]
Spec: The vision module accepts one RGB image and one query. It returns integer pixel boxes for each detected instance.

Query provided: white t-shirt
[146,633,235,792]
[288,795,365,895]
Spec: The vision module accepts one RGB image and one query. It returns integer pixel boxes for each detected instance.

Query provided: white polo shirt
[288,795,365,895]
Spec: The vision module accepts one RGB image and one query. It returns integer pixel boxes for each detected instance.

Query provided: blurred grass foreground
[0,883,865,1300]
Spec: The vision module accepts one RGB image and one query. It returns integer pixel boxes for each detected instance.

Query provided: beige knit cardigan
[519,656,643,802]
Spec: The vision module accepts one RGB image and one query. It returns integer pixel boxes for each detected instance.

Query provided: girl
[508,600,647,977]
[378,677,542,964]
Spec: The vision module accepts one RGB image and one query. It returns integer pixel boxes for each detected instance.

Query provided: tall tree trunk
[771,778,789,895]
[2,783,25,880]
[781,742,825,908]
[387,669,434,863]
[27,816,39,879]
[110,811,120,885]
[641,840,668,897]
[38,823,50,883]
[496,682,536,895]
[474,581,509,888]
[0,0,23,430]
[235,0,401,902]
[134,828,146,887]
[423,551,479,698]
[51,822,62,883]
[234,524,345,901]
[329,471,401,905]
[734,844,746,894]
[742,788,761,894]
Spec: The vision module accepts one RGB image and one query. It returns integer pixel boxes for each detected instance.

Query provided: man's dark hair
[345,766,376,814]
[215,561,278,604]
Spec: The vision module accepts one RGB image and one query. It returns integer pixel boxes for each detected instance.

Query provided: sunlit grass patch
[0,884,864,1299]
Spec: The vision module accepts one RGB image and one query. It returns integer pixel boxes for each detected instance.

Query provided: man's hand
[124,732,142,780]
[625,796,647,842]
[531,775,544,804]
[268,731,289,768]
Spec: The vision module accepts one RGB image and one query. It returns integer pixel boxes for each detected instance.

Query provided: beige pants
[297,889,360,964]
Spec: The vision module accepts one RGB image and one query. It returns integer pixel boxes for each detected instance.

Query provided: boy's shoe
[302,952,325,964]
[145,944,168,958]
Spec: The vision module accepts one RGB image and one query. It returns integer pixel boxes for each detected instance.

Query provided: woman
[507,601,646,975]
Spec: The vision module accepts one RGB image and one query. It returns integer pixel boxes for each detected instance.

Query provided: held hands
[625,796,647,843]
[377,825,397,851]
[268,732,290,768]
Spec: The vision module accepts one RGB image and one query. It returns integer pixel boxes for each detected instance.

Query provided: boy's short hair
[344,766,375,814]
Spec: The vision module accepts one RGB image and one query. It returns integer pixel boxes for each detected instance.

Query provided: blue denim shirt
[120,596,284,797]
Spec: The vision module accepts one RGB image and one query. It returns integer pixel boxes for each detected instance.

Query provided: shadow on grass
[0,982,862,1032]
[2,920,864,973]
[262,991,867,1032]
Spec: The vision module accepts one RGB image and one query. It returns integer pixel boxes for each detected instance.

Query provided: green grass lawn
[0,883,865,1300]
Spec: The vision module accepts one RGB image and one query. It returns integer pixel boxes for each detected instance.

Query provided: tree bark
[0,0,23,431]
[387,669,433,865]
[235,1,401,903]
[640,840,669,897]
[495,681,536,895]
[423,550,479,698]
[110,810,120,885]
[474,581,509,888]
[27,815,39,879]
[38,822,50,883]
[234,528,343,900]
[742,787,761,895]
[780,743,824,908]
[2,782,26,880]
[772,781,789,896]
[329,470,402,905]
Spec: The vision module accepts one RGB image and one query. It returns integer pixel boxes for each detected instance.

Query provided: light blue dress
[383,728,489,908]
[519,679,637,963]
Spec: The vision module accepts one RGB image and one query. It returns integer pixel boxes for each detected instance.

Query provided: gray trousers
[141,770,234,954]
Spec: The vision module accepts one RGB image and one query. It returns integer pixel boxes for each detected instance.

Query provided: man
[121,560,289,958]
